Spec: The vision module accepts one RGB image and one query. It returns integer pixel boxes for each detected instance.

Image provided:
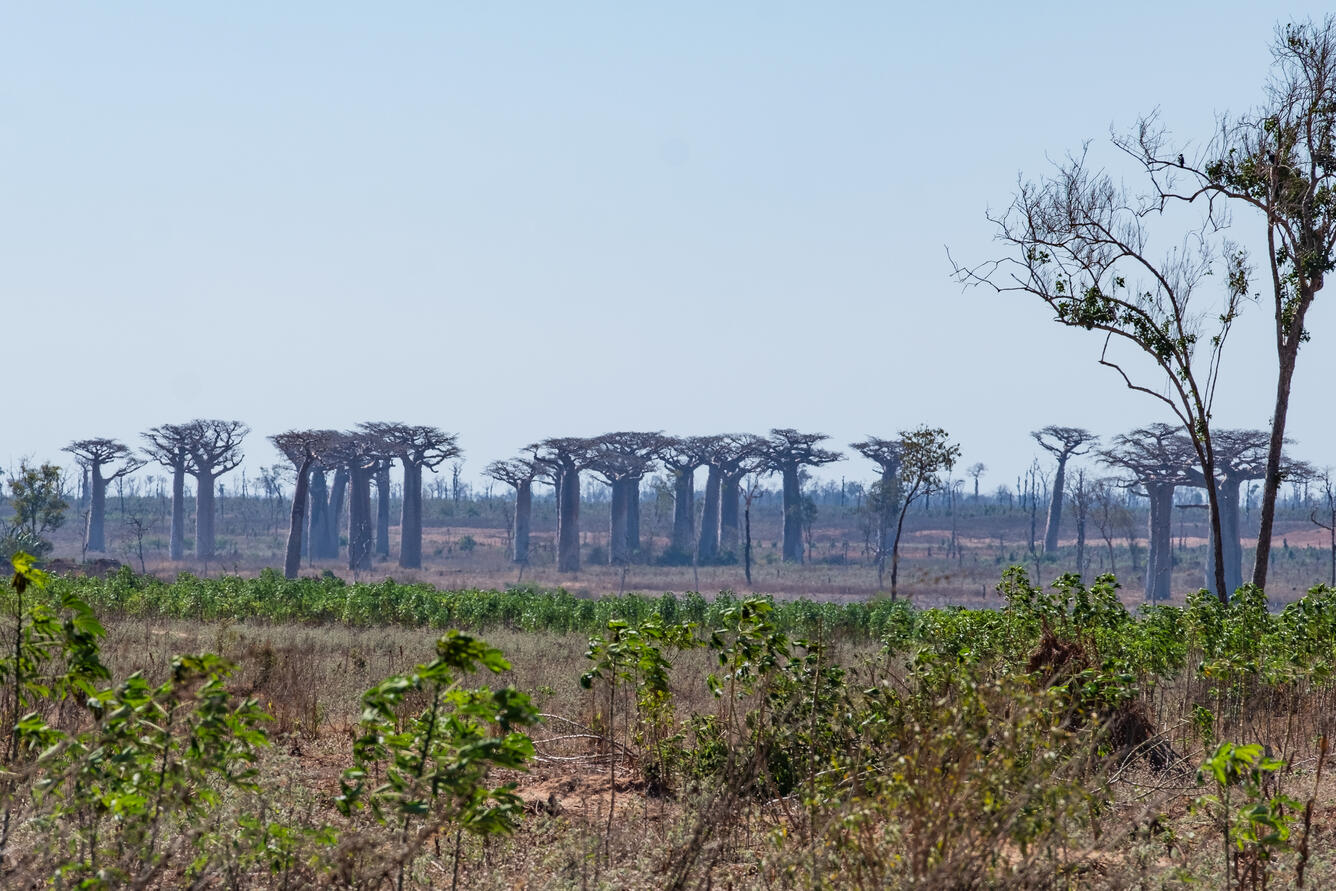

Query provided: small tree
[887,427,959,599]
[2,463,68,559]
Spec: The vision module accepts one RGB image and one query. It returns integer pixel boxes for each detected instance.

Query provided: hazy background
[5,1,1334,491]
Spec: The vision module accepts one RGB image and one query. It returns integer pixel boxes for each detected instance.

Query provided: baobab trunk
[399,462,424,569]
[169,464,185,560]
[1206,477,1244,598]
[1145,483,1174,603]
[1043,459,1068,555]
[86,467,108,553]
[348,465,374,572]
[283,456,313,579]
[513,479,532,564]
[670,470,695,556]
[781,466,802,563]
[195,469,216,560]
[626,477,642,556]
[720,473,742,557]
[307,468,329,560]
[609,480,630,565]
[375,465,391,559]
[697,466,722,563]
[557,467,581,572]
[322,467,349,559]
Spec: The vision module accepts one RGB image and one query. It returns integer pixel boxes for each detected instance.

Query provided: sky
[5,2,1336,495]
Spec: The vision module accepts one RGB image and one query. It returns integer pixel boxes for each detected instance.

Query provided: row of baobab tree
[59,423,960,597]
[59,419,1309,601]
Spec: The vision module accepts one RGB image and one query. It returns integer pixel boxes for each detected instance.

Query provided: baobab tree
[1101,425,1195,603]
[177,420,248,561]
[63,438,144,554]
[1033,426,1098,556]
[658,436,718,561]
[760,429,842,564]
[270,429,337,579]
[360,423,461,569]
[887,426,959,598]
[697,434,759,564]
[716,435,766,561]
[851,436,904,588]
[588,432,664,565]
[320,431,389,573]
[141,423,196,561]
[532,437,598,573]
[484,457,541,565]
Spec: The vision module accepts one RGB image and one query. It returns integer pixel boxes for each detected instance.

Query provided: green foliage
[2,462,68,558]
[1195,742,1300,890]
[338,631,538,886]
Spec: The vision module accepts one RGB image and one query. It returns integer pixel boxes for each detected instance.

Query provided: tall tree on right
[1032,426,1098,557]
[759,429,842,564]
[1120,18,1336,590]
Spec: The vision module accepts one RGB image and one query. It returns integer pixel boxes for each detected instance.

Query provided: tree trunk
[720,473,742,557]
[625,476,642,558]
[1075,513,1086,580]
[557,467,580,572]
[307,467,329,560]
[513,479,532,564]
[1253,340,1300,591]
[609,479,629,565]
[781,466,803,563]
[399,461,423,569]
[1220,476,1243,596]
[1145,483,1174,603]
[325,467,349,558]
[87,466,107,553]
[697,465,722,563]
[348,465,373,572]
[195,469,216,560]
[375,465,391,559]
[744,498,753,585]
[1043,458,1067,555]
[168,463,185,560]
[670,468,695,557]
[283,456,313,579]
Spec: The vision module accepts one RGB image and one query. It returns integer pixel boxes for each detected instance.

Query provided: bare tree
[360,424,461,569]
[484,458,541,565]
[63,438,144,554]
[1068,468,1095,579]
[532,437,598,573]
[886,426,959,599]
[1118,19,1336,591]
[1101,425,1197,603]
[759,429,842,564]
[1091,479,1128,575]
[141,424,197,561]
[967,462,987,500]
[1032,426,1098,556]
[850,436,904,588]
[587,432,664,564]
[270,429,337,579]
[956,142,1248,601]
[1311,470,1336,586]
[173,420,248,562]
[658,437,717,561]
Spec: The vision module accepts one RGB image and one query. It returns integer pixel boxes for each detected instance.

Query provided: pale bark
[609,479,630,565]
[670,468,695,556]
[720,472,742,556]
[399,462,424,569]
[513,480,532,564]
[1043,459,1068,555]
[195,469,216,560]
[781,466,803,563]
[86,467,108,553]
[557,467,581,572]
[1145,484,1174,602]
[348,464,374,572]
[697,465,722,563]
[375,464,391,559]
[169,464,185,560]
[626,477,643,556]
[283,455,313,579]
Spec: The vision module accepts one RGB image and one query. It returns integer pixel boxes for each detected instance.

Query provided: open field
[3,564,1336,887]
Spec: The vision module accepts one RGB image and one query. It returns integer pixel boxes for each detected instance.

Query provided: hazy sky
[6,2,1335,494]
